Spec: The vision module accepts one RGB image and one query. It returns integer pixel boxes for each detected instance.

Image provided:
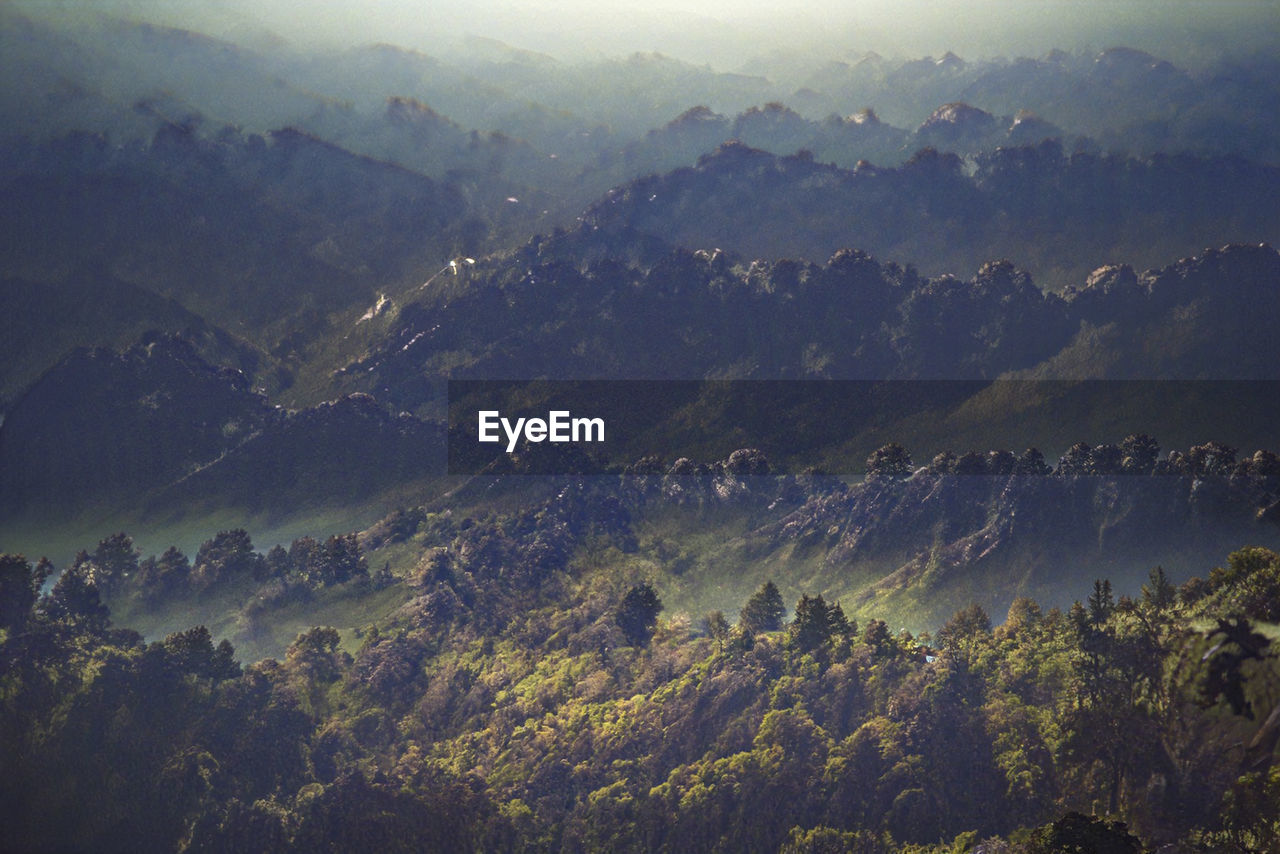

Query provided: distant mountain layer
[0,125,477,327]
[615,101,1058,183]
[0,124,495,402]
[581,140,1280,285]
[5,6,1280,421]
[6,129,1275,415]
[347,241,1280,404]
[6,5,1279,165]
[6,242,1278,531]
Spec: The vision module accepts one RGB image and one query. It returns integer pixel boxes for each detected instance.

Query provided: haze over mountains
[7,0,1280,630]
[5,2,1280,851]
[3,0,1280,550]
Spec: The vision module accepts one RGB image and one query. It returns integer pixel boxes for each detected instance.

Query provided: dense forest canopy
[5,520,1280,850]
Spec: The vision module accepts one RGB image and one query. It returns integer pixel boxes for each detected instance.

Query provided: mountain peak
[919,102,996,132]
[850,108,881,126]
[666,105,726,128]
[697,139,771,167]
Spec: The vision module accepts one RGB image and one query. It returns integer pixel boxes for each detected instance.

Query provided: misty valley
[2,1,1280,851]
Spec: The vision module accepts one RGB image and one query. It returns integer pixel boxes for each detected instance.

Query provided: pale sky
[14,0,1280,67]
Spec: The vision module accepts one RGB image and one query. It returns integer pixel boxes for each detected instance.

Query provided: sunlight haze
[14,0,1279,67]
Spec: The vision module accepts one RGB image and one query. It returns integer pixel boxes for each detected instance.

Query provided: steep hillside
[0,8,328,138]
[0,267,256,410]
[8,244,1277,597]
[627,452,1280,631]
[342,242,1280,411]
[0,336,442,535]
[0,335,274,517]
[0,124,492,394]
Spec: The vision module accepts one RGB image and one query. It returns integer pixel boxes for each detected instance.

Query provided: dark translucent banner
[447,379,1280,475]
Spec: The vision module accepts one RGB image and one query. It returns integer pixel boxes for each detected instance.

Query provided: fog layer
[15,0,1280,67]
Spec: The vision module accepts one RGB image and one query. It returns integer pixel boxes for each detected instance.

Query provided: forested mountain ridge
[4,4,1280,849]
[5,121,1274,416]
[4,3,1280,417]
[5,241,1278,544]
[0,120,514,413]
[0,265,255,408]
[0,335,443,529]
[4,498,1280,851]
[580,140,1280,285]
[347,241,1280,407]
[0,124,485,335]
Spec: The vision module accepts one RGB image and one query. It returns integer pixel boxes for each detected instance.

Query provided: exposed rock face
[919,102,997,134]
[765,462,1280,625]
[1006,110,1063,145]
[916,102,999,148]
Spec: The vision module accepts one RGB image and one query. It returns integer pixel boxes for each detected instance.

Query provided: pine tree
[740,580,786,635]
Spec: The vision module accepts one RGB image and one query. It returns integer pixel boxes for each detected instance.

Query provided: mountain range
[3,4,1280,639]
